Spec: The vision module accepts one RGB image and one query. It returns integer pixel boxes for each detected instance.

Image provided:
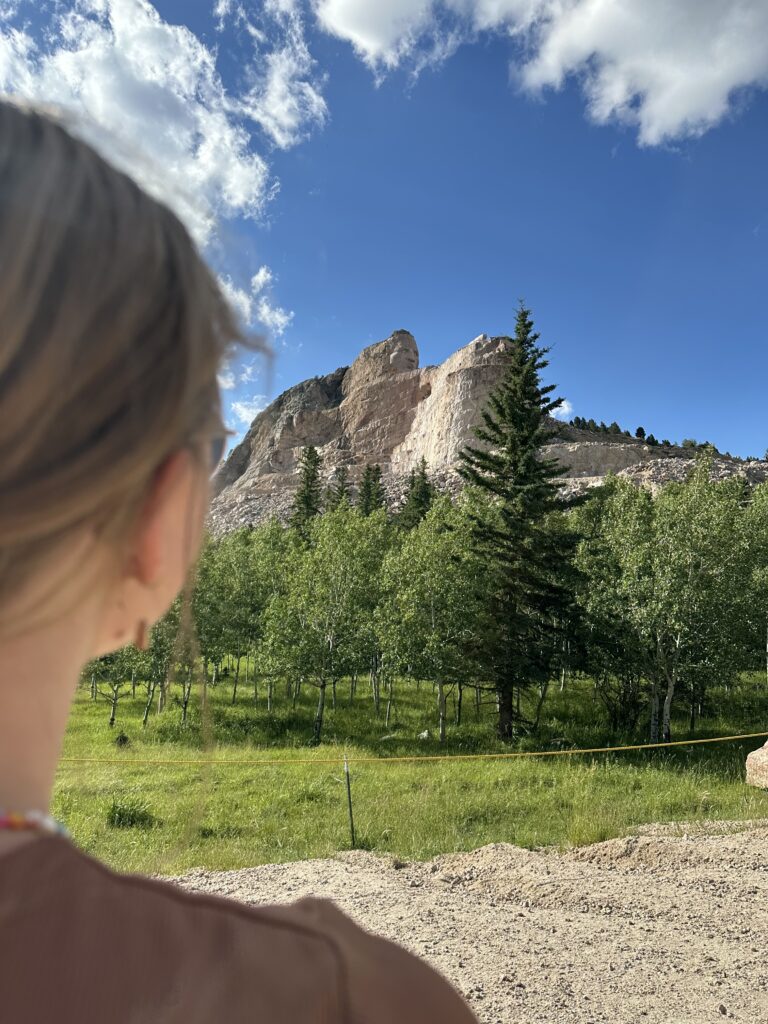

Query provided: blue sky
[2,1,767,456]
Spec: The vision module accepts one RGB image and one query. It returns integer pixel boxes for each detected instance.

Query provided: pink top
[0,834,477,1023]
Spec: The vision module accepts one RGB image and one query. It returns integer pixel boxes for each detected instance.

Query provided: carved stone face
[388,332,418,373]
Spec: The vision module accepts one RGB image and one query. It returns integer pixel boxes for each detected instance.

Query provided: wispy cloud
[257,296,294,336]
[553,399,574,422]
[231,396,267,426]
[219,265,294,338]
[217,368,237,390]
[240,0,328,150]
[315,0,768,146]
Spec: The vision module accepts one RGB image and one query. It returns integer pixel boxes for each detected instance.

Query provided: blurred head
[0,98,249,655]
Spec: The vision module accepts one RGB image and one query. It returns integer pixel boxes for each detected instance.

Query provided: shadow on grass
[73,674,768,790]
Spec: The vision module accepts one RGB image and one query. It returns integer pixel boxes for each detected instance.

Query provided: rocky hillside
[209,329,768,534]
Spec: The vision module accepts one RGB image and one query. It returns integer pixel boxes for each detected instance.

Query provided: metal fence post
[343,754,356,849]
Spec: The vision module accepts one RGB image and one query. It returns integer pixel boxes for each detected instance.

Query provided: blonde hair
[0,99,252,635]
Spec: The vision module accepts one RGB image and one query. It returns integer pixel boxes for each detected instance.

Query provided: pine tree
[291,446,322,536]
[635,426,646,440]
[358,463,386,516]
[325,465,351,511]
[458,304,577,739]
[398,457,434,530]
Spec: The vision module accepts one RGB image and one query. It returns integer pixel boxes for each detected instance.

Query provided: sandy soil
[170,822,768,1024]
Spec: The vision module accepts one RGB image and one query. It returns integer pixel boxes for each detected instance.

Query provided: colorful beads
[0,810,68,837]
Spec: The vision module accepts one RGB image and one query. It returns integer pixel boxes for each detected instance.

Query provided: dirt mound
[171,823,768,1024]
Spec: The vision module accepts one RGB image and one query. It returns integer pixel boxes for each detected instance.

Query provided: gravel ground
[169,822,768,1024]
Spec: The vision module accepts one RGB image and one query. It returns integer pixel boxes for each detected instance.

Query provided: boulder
[746,741,768,789]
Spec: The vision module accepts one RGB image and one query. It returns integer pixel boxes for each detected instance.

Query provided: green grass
[53,672,768,874]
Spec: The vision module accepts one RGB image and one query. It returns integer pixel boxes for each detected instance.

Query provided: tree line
[86,305,768,746]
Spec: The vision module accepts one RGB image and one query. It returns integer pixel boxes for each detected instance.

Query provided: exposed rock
[209,329,768,534]
[745,741,768,789]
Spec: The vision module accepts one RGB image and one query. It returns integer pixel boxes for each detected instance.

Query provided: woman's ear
[93,448,208,657]
[129,449,195,588]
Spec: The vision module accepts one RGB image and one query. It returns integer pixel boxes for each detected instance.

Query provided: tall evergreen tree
[358,463,386,516]
[325,465,351,511]
[398,457,435,530]
[458,304,577,739]
[291,445,322,536]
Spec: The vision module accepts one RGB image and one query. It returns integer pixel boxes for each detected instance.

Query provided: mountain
[209,329,768,534]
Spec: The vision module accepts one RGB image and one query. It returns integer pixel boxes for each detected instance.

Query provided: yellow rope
[57,730,768,769]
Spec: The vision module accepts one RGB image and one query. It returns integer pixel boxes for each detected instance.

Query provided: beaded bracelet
[0,810,69,837]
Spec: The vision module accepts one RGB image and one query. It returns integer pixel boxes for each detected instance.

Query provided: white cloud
[0,0,326,259]
[219,266,294,338]
[257,295,294,335]
[521,0,768,146]
[313,0,768,145]
[239,361,258,383]
[217,368,237,390]
[219,275,257,326]
[251,265,274,294]
[231,396,267,425]
[315,0,438,70]
[251,263,294,335]
[0,0,277,246]
[241,2,328,149]
[553,398,573,421]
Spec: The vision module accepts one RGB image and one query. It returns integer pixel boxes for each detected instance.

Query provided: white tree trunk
[437,681,447,744]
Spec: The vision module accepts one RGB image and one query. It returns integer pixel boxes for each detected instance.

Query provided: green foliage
[397,457,435,530]
[378,497,485,739]
[291,445,323,536]
[325,465,351,511]
[458,304,577,738]
[264,503,391,743]
[106,796,158,829]
[573,462,757,741]
[357,463,386,516]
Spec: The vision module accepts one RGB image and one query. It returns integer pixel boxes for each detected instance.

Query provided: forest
[85,306,768,754]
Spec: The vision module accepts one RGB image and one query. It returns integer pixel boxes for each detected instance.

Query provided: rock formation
[209,329,768,534]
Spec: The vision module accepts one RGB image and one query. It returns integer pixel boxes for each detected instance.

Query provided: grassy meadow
[54,671,768,874]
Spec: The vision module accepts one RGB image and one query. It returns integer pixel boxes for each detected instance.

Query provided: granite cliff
[209,329,768,534]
